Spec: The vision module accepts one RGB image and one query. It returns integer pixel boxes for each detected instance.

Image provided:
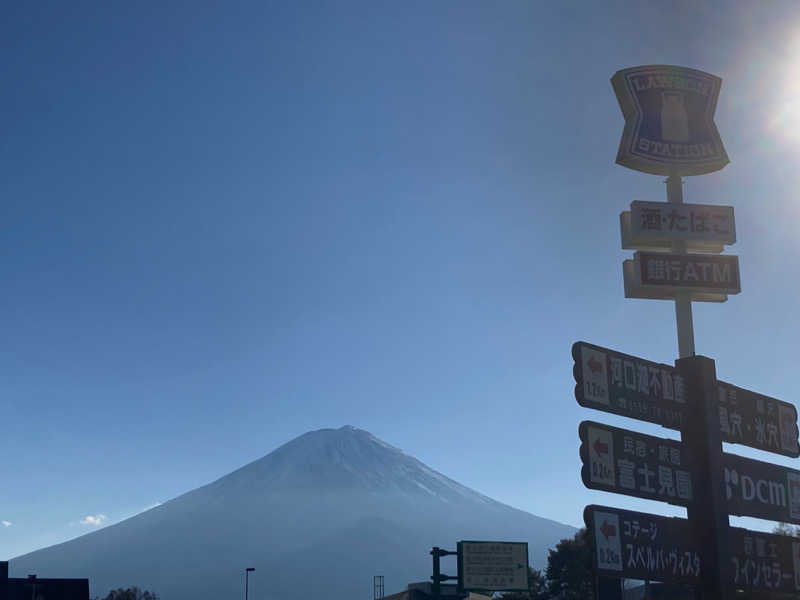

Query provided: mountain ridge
[11,426,575,600]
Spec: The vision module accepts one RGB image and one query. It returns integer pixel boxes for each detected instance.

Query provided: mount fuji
[10,426,575,600]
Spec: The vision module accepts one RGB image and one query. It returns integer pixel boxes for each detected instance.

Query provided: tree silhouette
[97,587,158,600]
[544,528,594,600]
[500,567,549,600]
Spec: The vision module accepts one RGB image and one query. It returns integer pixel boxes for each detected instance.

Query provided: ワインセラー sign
[633,252,741,295]
[579,421,692,505]
[621,200,735,253]
[457,541,529,593]
[573,341,799,457]
[611,65,729,176]
[584,505,700,584]
[723,453,800,525]
[729,526,800,594]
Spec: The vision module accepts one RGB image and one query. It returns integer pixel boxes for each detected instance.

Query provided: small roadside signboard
[573,341,799,457]
[457,541,528,593]
[584,505,700,585]
[579,421,692,505]
[620,200,735,253]
[723,453,800,525]
[611,65,729,176]
[632,252,741,295]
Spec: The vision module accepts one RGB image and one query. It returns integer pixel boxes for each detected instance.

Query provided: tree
[500,567,550,600]
[98,587,158,600]
[544,528,594,600]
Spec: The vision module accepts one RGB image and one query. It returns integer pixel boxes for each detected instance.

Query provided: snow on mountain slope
[10,426,575,600]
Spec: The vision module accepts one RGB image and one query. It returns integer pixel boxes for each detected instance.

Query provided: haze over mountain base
[10,426,575,600]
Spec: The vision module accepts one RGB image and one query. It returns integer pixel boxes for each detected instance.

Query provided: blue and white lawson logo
[612,65,729,176]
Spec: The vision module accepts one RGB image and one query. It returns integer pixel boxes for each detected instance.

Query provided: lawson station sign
[612,65,729,176]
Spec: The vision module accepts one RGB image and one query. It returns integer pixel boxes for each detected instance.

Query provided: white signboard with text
[458,541,529,592]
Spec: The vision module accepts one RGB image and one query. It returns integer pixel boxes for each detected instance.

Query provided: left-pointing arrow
[593,438,609,457]
[587,355,604,374]
[600,520,617,540]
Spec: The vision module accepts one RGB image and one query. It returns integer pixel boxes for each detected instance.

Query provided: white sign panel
[587,425,615,487]
[580,346,609,405]
[458,541,529,592]
[593,511,622,571]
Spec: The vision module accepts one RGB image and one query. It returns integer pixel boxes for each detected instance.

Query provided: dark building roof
[1,562,89,600]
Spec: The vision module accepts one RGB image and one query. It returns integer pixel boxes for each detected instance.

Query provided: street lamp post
[245,567,255,600]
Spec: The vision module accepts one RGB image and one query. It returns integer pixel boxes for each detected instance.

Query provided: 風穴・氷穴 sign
[611,65,729,176]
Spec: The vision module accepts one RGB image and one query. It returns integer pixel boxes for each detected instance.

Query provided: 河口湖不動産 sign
[573,342,799,457]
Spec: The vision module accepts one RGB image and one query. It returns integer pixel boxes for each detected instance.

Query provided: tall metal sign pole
[667,174,695,358]
[572,65,800,600]
[612,64,731,359]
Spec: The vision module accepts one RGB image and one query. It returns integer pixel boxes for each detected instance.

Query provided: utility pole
[245,567,255,600]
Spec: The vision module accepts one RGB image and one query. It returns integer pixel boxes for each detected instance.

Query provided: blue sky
[5,0,800,562]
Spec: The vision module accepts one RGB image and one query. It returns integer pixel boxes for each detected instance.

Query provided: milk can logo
[611,65,729,176]
[661,92,689,142]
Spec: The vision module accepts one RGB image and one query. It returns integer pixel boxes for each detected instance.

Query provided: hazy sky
[5,1,800,563]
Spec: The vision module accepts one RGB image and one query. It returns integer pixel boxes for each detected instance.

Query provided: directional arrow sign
[584,505,700,584]
[573,341,799,457]
[723,453,800,525]
[457,541,529,593]
[586,504,800,593]
[579,421,692,505]
[611,65,729,176]
[717,381,799,457]
[573,341,687,429]
[729,526,800,594]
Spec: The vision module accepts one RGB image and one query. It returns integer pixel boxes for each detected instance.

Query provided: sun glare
[766,35,800,144]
